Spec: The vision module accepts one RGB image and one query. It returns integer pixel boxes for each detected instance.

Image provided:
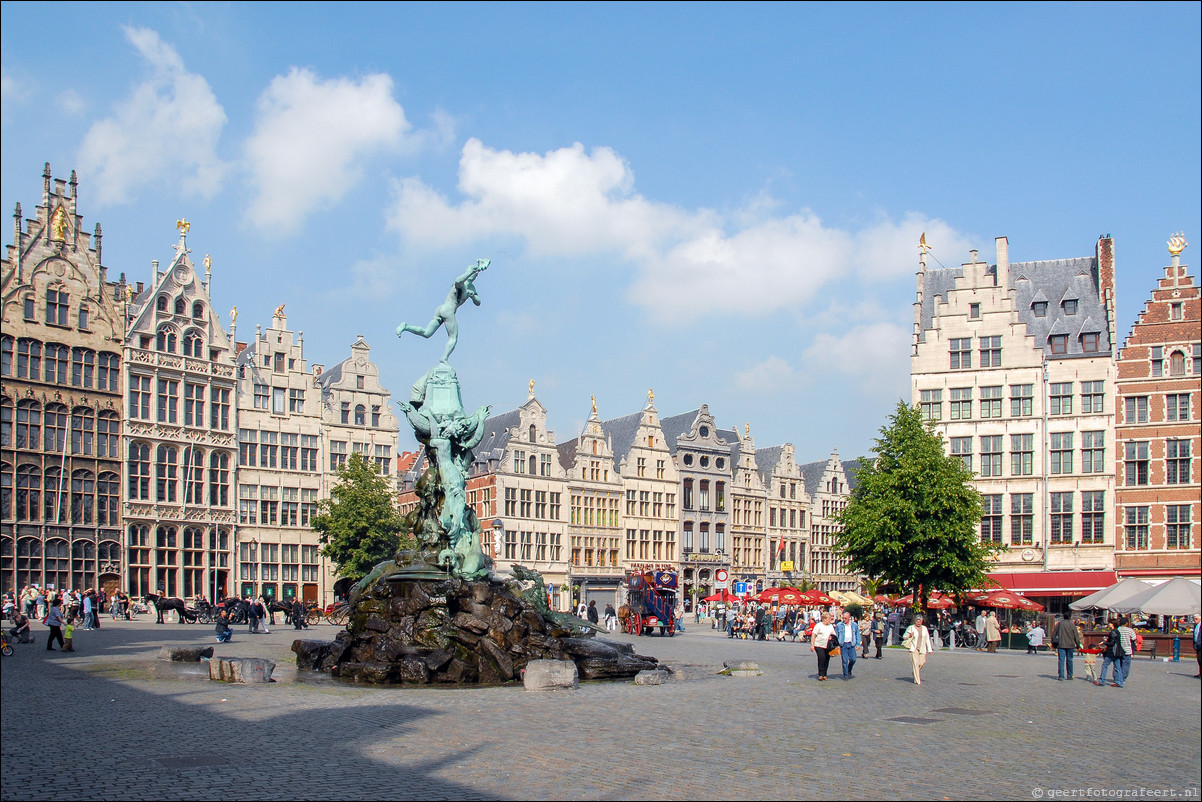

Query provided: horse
[220,598,249,625]
[265,598,294,626]
[144,594,197,624]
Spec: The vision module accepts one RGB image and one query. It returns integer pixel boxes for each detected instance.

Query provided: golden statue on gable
[1168,232,1188,256]
[50,206,68,241]
[274,304,286,318]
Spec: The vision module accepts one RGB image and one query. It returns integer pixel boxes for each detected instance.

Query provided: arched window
[71,539,96,592]
[529,425,537,442]
[15,399,41,449]
[98,538,122,575]
[529,455,537,475]
[156,326,177,354]
[44,343,69,383]
[16,464,41,522]
[174,297,186,315]
[97,411,119,459]
[0,335,12,376]
[0,462,11,520]
[43,403,68,453]
[182,448,204,505]
[156,445,178,502]
[71,469,95,524]
[71,407,94,455]
[209,451,230,507]
[182,330,203,358]
[192,301,204,318]
[1170,350,1186,376]
[44,538,69,591]
[128,441,151,500]
[71,347,95,388]
[43,467,63,523]
[17,537,43,589]
[97,472,119,527]
[0,396,11,447]
[16,339,41,379]
[157,295,168,313]
[354,404,366,426]
[97,352,120,391]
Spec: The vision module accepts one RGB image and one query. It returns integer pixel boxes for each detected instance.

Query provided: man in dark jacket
[292,599,307,630]
[1052,611,1083,680]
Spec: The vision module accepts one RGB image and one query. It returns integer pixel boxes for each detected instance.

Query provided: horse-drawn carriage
[620,571,677,636]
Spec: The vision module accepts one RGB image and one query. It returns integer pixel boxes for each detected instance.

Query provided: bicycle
[1,631,12,656]
[952,623,980,649]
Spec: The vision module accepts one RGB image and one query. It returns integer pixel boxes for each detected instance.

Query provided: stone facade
[729,426,767,583]
[121,223,238,600]
[233,310,329,604]
[556,400,625,609]
[911,237,1118,581]
[801,450,859,592]
[1,165,125,597]
[662,406,733,599]
[1113,244,1200,579]
[756,441,810,588]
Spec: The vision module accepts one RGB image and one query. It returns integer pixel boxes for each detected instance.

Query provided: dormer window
[1049,335,1068,355]
[157,296,168,313]
[1081,332,1099,352]
[969,303,981,319]
[174,298,186,315]
[1032,302,1047,317]
[78,307,89,330]
[356,375,364,390]
[1062,300,1078,315]
[46,287,69,326]
[192,301,204,319]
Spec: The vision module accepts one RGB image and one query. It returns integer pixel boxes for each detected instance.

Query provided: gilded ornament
[1167,232,1188,256]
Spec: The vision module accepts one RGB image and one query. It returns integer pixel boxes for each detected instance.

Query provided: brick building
[1114,238,1201,581]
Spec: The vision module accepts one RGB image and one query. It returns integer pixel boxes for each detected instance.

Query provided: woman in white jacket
[903,613,934,685]
[809,611,837,681]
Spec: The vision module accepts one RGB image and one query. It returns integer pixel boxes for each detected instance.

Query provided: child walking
[63,617,76,652]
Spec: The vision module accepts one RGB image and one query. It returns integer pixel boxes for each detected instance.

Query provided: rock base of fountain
[293,572,658,685]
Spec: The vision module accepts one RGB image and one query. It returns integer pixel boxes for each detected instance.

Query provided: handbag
[828,642,841,657]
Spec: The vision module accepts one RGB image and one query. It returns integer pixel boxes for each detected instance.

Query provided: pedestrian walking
[984,611,1002,653]
[810,611,837,681]
[256,597,271,634]
[44,599,66,651]
[604,603,617,631]
[62,617,76,652]
[1193,614,1201,679]
[860,614,872,657]
[836,610,859,679]
[974,609,987,651]
[903,613,934,685]
[1095,619,1131,688]
[1052,611,1082,680]
[871,612,886,659]
[247,596,261,634]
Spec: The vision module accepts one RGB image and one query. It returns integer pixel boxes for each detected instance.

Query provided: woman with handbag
[810,611,837,681]
[903,613,934,685]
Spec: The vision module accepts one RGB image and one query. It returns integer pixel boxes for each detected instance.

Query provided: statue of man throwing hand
[396,259,490,363]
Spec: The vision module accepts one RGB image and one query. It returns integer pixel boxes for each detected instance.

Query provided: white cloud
[78,27,228,204]
[734,355,796,391]
[388,139,973,320]
[244,69,412,232]
[1,67,33,124]
[801,321,911,392]
[56,89,86,115]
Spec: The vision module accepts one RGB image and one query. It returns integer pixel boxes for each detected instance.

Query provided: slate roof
[754,445,785,476]
[594,410,646,468]
[919,256,1112,358]
[471,407,524,466]
[799,459,830,497]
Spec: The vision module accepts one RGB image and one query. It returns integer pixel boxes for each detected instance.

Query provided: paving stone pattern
[2,619,1199,800]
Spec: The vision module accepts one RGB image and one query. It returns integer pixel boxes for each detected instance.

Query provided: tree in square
[835,400,993,610]
[311,452,410,582]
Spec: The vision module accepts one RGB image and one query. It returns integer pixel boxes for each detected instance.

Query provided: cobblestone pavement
[2,616,1199,801]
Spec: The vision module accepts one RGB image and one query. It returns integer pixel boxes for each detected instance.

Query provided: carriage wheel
[327,604,349,627]
[633,613,643,636]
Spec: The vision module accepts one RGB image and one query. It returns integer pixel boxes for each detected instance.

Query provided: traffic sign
[734,581,748,595]
[714,568,730,588]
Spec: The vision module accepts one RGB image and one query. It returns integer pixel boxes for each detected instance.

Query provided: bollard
[1173,636,1180,662]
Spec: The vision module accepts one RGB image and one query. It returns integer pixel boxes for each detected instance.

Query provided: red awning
[985,570,1118,596]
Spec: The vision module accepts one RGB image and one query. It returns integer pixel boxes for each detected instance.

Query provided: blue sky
[3,2,1199,461]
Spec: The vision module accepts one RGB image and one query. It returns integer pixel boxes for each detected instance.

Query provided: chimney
[995,236,1009,289]
[152,259,161,283]
[1096,235,1115,301]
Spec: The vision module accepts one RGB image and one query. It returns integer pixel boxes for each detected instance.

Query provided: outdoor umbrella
[702,590,739,603]
[925,595,956,610]
[797,589,837,606]
[872,594,895,605]
[1108,577,1201,617]
[1069,577,1154,612]
[757,587,806,605]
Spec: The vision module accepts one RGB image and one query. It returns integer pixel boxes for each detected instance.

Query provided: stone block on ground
[292,640,333,670]
[208,656,276,683]
[523,659,579,691]
[157,645,214,662]
[634,670,668,685]
[722,660,760,671]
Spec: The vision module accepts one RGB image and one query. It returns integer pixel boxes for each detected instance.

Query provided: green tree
[835,400,993,610]
[311,452,409,582]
